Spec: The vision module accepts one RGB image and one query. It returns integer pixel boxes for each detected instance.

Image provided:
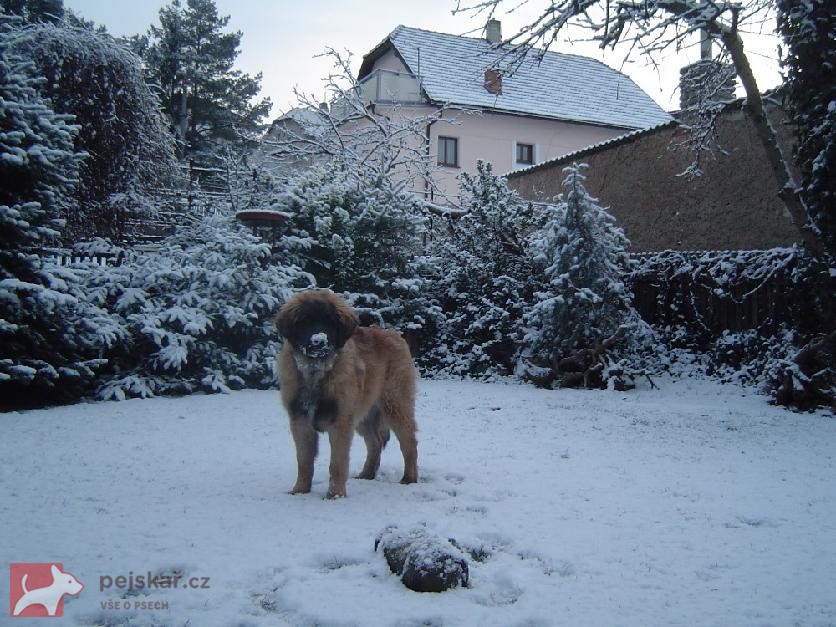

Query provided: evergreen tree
[523,164,639,371]
[81,214,312,400]
[7,22,178,241]
[0,40,117,407]
[0,0,63,23]
[777,0,836,260]
[278,165,433,345]
[136,0,271,161]
[423,161,536,377]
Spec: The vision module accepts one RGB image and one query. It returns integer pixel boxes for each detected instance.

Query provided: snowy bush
[421,161,538,378]
[633,247,834,408]
[277,165,436,350]
[0,38,119,408]
[520,164,647,383]
[632,247,832,347]
[6,21,178,242]
[79,214,312,400]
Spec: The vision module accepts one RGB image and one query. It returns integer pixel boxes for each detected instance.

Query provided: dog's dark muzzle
[303,333,331,359]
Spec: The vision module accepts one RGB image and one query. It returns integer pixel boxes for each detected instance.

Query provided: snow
[380,26,673,130]
[2,377,835,625]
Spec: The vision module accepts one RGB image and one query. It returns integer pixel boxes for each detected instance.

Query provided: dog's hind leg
[355,406,390,480]
[381,396,418,485]
[289,420,318,494]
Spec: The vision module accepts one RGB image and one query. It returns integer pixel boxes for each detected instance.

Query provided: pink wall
[428,110,628,201]
[365,51,632,203]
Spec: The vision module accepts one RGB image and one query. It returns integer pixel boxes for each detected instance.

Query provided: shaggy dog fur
[275,289,418,499]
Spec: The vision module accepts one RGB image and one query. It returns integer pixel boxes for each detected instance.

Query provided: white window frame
[512,141,538,170]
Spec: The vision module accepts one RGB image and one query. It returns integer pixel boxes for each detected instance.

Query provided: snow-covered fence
[47,252,124,268]
[630,247,829,342]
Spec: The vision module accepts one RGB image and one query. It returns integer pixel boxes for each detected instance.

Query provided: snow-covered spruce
[134,0,271,162]
[277,165,437,349]
[78,214,312,400]
[520,163,649,386]
[0,36,116,407]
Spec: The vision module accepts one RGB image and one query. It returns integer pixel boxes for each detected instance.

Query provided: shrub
[80,214,311,400]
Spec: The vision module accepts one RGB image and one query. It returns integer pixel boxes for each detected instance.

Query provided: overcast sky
[63,0,783,118]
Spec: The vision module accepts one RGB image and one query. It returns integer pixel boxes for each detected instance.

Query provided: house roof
[506,120,679,178]
[273,107,327,131]
[359,25,673,130]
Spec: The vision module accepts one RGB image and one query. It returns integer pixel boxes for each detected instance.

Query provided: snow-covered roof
[274,107,327,130]
[506,120,679,178]
[360,26,673,130]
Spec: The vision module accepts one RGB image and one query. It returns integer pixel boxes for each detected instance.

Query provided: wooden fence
[629,248,827,340]
[48,252,124,267]
[631,272,790,332]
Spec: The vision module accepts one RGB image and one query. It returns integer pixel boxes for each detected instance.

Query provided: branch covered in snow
[261,48,464,207]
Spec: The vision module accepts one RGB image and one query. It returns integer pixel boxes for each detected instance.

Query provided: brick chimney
[486,19,502,44]
[484,69,502,95]
[679,60,736,111]
[679,29,736,111]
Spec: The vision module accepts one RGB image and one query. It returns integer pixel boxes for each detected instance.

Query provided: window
[516,142,534,165]
[437,136,458,167]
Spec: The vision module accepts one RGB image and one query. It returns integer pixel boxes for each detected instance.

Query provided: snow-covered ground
[2,377,835,626]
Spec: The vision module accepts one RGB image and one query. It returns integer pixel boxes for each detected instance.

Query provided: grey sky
[63,0,783,118]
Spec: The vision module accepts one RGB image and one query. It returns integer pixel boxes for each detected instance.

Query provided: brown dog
[275,289,418,498]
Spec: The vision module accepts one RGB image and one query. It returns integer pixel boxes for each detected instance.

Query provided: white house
[355,22,673,201]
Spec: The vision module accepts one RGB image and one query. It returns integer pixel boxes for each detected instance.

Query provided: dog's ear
[275,301,297,340]
[332,300,359,349]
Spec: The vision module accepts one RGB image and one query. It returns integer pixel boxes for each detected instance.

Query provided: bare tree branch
[453,0,823,254]
[259,48,468,214]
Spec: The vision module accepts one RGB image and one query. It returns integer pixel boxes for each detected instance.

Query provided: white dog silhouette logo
[10,563,83,617]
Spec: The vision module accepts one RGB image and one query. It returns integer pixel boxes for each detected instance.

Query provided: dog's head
[275,289,359,360]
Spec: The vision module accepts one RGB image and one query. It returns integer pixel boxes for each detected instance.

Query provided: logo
[9,563,83,618]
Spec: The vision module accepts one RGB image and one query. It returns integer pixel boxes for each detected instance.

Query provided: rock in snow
[375,526,469,592]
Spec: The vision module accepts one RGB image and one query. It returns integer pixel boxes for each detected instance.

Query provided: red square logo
[9,563,83,618]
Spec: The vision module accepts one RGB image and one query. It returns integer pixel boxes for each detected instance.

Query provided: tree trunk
[719,29,823,255]
[176,88,189,159]
[655,1,824,256]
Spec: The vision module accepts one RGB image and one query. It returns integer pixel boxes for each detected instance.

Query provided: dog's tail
[21,573,29,594]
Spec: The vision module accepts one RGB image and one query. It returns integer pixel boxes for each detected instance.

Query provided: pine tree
[136,0,271,161]
[523,164,638,372]
[777,0,836,260]
[7,22,178,241]
[0,40,117,407]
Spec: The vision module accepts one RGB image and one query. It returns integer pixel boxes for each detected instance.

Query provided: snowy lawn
[2,377,835,626]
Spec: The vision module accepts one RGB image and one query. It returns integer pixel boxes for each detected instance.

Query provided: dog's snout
[308,332,328,347]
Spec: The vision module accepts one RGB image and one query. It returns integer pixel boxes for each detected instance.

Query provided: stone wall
[507,102,804,252]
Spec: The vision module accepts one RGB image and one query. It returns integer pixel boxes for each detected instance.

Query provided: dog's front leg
[289,419,317,494]
[326,420,354,499]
